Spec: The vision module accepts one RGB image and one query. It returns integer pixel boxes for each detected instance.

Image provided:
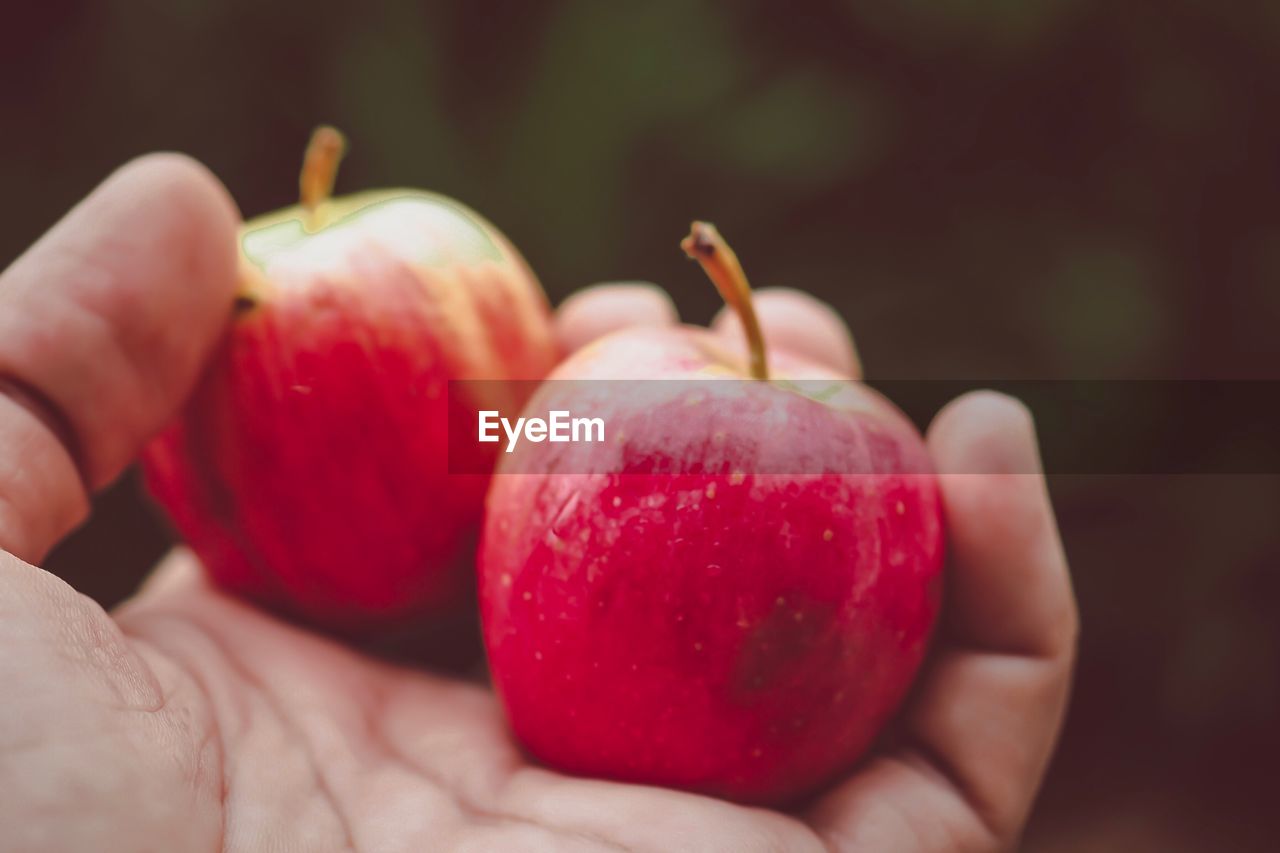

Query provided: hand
[0,158,1077,852]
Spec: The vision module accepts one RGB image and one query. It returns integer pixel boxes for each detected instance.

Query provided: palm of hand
[0,155,1075,853]
[73,559,835,852]
[4,544,999,852]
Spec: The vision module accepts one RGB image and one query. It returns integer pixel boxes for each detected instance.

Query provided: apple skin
[479,326,944,804]
[144,190,558,634]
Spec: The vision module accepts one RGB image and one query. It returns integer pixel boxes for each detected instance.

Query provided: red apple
[143,127,558,633]
[479,223,944,804]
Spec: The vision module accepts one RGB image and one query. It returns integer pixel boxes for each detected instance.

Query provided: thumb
[0,153,239,563]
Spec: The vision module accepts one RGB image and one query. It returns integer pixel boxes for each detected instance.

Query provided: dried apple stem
[681,221,768,380]
[299,125,346,230]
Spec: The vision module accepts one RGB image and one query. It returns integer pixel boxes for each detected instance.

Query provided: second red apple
[480,223,944,804]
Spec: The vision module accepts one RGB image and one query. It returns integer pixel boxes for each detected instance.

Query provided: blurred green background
[4,2,1279,849]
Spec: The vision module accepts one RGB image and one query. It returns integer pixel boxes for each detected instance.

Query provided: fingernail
[962,390,1043,476]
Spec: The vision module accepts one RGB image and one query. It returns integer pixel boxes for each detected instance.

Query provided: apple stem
[681,221,769,380]
[299,125,347,229]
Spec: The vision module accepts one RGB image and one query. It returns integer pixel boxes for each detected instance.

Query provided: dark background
[4,2,1280,849]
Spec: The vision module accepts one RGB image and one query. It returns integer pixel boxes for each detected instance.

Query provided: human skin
[0,156,1076,851]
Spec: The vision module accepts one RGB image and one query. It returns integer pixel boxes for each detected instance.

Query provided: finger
[554,283,679,355]
[134,546,209,599]
[810,391,1077,850]
[927,390,1077,657]
[711,287,861,378]
[903,391,1076,840]
[0,387,85,566]
[807,755,994,852]
[0,154,239,562]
